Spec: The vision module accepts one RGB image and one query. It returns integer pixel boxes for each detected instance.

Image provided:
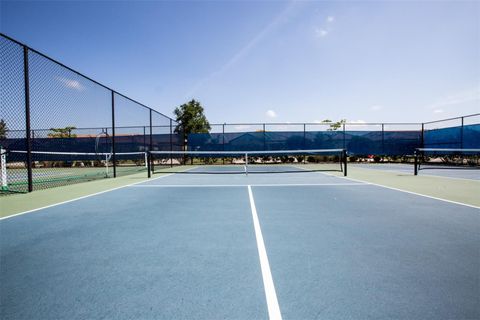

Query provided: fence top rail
[0,33,174,122]
[210,122,423,126]
[5,125,173,132]
[423,113,480,125]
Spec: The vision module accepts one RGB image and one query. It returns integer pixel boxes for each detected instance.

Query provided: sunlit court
[1,1,479,319]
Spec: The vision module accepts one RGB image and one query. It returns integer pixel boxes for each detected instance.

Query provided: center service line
[247,185,282,320]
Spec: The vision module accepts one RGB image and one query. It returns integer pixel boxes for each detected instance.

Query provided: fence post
[149,109,153,177]
[263,123,266,150]
[111,91,116,178]
[170,119,173,168]
[143,126,146,151]
[222,123,225,164]
[421,123,424,149]
[303,124,306,164]
[23,46,33,192]
[460,117,464,149]
[381,123,385,156]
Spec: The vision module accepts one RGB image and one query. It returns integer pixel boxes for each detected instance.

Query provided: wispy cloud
[370,105,383,111]
[314,15,335,39]
[315,28,328,38]
[58,77,84,91]
[427,85,480,110]
[184,2,300,99]
[266,110,277,118]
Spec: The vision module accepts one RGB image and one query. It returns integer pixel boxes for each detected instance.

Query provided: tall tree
[0,119,6,140]
[174,99,211,146]
[47,126,77,138]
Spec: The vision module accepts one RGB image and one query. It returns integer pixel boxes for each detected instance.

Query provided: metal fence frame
[1,33,178,192]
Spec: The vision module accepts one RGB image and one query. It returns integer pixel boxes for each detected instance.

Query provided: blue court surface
[1,171,479,319]
[351,163,480,180]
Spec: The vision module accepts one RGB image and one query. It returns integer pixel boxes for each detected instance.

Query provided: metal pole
[149,109,153,177]
[143,126,146,152]
[24,46,33,192]
[343,149,347,177]
[460,117,464,149]
[303,124,306,164]
[381,123,385,156]
[414,150,418,175]
[222,124,225,164]
[263,123,266,150]
[170,119,173,168]
[421,123,424,148]
[111,91,116,178]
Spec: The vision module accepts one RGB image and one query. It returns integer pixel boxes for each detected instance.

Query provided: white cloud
[266,110,277,118]
[370,105,383,111]
[58,77,84,91]
[350,120,366,124]
[315,28,328,38]
[326,16,335,23]
[433,109,444,114]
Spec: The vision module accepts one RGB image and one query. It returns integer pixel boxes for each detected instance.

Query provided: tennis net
[414,148,480,175]
[149,149,347,175]
[1,149,147,192]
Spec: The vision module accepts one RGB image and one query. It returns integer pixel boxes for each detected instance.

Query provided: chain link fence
[1,33,180,194]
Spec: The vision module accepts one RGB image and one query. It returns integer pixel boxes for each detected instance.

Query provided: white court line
[320,172,480,210]
[129,183,367,188]
[0,173,178,221]
[247,185,282,320]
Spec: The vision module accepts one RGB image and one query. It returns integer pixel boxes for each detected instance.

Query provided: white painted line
[0,173,175,221]
[247,185,282,320]
[319,172,480,210]
[129,183,367,188]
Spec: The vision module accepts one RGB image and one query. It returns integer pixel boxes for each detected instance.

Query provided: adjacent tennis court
[1,167,479,319]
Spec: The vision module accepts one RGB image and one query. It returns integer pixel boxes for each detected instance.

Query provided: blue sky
[1,0,479,125]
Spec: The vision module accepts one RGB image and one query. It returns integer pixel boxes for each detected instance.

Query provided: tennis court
[1,166,479,319]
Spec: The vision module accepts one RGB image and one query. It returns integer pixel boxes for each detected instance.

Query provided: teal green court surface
[1,170,479,319]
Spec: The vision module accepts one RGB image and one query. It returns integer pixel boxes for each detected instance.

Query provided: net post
[111,91,117,178]
[23,46,33,192]
[105,153,109,177]
[414,149,418,175]
[245,152,248,175]
[147,151,151,178]
[343,149,347,176]
[1,147,7,191]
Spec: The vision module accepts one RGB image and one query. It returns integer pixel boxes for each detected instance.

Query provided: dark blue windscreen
[188,130,422,155]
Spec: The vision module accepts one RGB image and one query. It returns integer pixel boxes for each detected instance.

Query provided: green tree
[47,126,77,138]
[0,119,7,140]
[322,119,346,131]
[174,99,211,146]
